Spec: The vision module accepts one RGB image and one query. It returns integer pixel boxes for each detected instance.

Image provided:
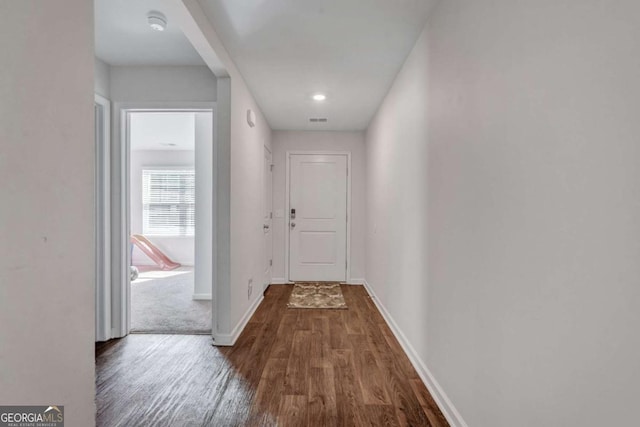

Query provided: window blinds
[142,169,195,236]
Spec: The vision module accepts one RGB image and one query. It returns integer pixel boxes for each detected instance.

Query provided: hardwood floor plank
[350,334,392,405]
[329,311,350,350]
[295,307,314,331]
[283,330,312,395]
[251,357,288,420]
[410,379,450,427]
[332,349,368,427]
[379,326,421,379]
[271,311,298,358]
[363,404,401,427]
[278,395,308,427]
[96,284,449,427]
[308,366,337,426]
[310,316,332,368]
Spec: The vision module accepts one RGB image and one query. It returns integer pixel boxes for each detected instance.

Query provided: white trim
[285,150,352,282]
[95,94,111,342]
[108,102,129,338]
[270,278,290,285]
[263,144,273,291]
[213,294,264,346]
[362,280,468,427]
[285,154,291,280]
[112,102,217,339]
[346,278,365,285]
[192,293,212,300]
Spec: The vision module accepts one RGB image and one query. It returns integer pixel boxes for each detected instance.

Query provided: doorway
[286,152,350,282]
[117,108,215,335]
[128,112,199,332]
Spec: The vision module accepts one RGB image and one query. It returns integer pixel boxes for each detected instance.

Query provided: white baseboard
[192,293,212,300]
[133,263,195,268]
[213,294,264,346]
[271,278,365,285]
[363,280,468,427]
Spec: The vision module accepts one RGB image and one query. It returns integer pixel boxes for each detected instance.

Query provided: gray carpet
[130,267,211,334]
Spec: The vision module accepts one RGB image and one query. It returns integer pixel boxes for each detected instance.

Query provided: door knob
[263,224,270,230]
[290,222,296,229]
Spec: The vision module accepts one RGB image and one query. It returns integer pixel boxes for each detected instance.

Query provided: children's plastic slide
[130,234,181,271]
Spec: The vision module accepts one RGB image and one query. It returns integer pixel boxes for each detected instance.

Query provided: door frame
[263,145,273,291]
[111,101,216,338]
[284,151,352,283]
[95,94,111,342]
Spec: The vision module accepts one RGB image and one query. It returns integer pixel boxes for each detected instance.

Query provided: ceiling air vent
[309,118,328,123]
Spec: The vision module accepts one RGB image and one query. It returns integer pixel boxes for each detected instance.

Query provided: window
[142,169,195,236]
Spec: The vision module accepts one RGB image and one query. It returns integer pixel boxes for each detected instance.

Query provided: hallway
[96,285,448,426]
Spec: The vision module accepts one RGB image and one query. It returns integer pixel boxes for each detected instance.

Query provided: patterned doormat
[287,282,348,309]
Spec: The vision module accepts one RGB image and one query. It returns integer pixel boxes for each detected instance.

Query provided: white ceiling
[130,112,195,151]
[197,0,435,130]
[95,0,205,66]
[95,0,435,130]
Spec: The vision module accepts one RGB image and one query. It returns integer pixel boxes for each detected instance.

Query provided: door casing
[263,146,273,290]
[109,102,216,339]
[95,94,111,342]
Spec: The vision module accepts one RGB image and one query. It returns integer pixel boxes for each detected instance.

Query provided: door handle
[263,224,270,230]
[290,222,296,229]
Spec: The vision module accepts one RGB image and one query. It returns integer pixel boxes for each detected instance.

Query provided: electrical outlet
[248,278,253,299]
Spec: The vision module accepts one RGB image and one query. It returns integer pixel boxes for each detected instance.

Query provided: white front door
[289,154,348,282]
[263,146,273,290]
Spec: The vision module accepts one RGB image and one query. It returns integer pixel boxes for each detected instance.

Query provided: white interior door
[289,154,347,282]
[263,146,273,290]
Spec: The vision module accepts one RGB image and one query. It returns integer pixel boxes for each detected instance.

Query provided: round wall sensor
[148,12,167,31]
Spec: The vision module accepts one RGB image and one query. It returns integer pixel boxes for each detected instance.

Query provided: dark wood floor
[96,285,448,426]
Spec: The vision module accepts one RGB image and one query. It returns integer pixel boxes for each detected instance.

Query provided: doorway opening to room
[126,110,214,334]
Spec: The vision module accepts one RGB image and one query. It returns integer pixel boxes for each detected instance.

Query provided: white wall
[365,16,432,419]
[214,78,232,335]
[95,57,111,98]
[130,112,195,150]
[0,1,95,425]
[130,150,195,266]
[226,77,272,337]
[271,131,366,282]
[110,65,217,102]
[366,1,640,426]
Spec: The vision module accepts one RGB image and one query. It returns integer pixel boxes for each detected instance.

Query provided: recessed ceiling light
[148,11,167,32]
[312,94,326,101]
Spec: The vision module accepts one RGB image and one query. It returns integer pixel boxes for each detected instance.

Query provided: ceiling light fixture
[147,11,167,32]
[312,94,327,101]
